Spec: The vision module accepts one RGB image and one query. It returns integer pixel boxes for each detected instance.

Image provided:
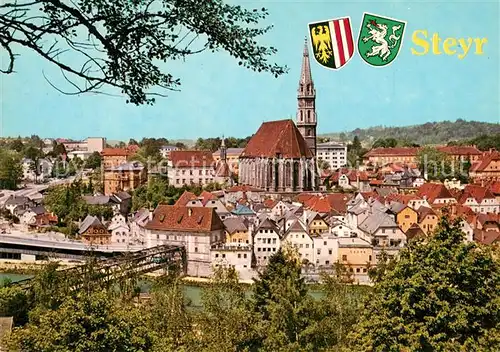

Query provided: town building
[457,184,500,214]
[103,162,146,196]
[316,142,347,170]
[470,151,500,182]
[79,215,111,245]
[144,205,225,277]
[167,150,216,187]
[253,217,281,267]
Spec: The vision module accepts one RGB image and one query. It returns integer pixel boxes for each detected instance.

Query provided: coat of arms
[357,13,406,67]
[308,17,355,70]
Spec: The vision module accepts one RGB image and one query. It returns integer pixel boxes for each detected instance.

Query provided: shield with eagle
[308,17,355,70]
[357,13,407,67]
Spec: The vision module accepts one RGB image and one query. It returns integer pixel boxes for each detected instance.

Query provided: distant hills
[320,119,500,146]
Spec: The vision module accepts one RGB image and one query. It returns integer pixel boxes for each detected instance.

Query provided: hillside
[320,119,500,145]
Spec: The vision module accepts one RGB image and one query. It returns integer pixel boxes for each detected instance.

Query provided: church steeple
[220,135,227,161]
[297,38,317,157]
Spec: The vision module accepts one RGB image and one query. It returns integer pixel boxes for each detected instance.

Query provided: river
[0,273,326,308]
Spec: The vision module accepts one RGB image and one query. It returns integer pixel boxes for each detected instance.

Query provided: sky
[1,0,499,141]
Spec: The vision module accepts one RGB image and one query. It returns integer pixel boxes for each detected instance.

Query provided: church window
[300,110,303,121]
[307,110,310,121]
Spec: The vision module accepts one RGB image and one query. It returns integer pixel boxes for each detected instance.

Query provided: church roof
[240,119,313,159]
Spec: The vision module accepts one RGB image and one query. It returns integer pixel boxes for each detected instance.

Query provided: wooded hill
[320,119,500,145]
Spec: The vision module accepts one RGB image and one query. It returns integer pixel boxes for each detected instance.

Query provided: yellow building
[336,237,374,277]
[307,213,329,236]
[213,147,244,175]
[417,206,439,235]
[389,202,418,233]
[103,162,147,196]
[223,217,250,244]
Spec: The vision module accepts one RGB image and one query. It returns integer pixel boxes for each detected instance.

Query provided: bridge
[11,244,187,290]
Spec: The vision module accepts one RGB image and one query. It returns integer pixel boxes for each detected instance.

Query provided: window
[190,170,193,175]
[356,268,360,273]
[222,254,226,258]
[243,254,247,258]
[369,255,372,261]
[199,170,202,175]
[215,254,219,258]
[329,249,332,255]
[272,238,276,244]
[238,254,241,258]
[342,255,347,261]
[194,247,198,253]
[317,249,321,255]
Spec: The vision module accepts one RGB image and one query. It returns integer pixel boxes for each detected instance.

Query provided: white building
[129,208,149,245]
[316,141,347,170]
[144,205,225,277]
[313,233,337,267]
[253,217,281,267]
[283,219,314,263]
[108,213,130,244]
[167,150,216,188]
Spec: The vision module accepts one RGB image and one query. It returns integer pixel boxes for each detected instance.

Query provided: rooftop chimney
[188,208,193,217]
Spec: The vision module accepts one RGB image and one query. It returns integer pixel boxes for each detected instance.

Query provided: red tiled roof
[214,161,230,177]
[416,183,454,203]
[458,185,496,204]
[199,191,217,206]
[240,119,313,158]
[364,147,420,157]
[473,229,500,245]
[263,199,278,209]
[326,193,352,213]
[145,205,223,232]
[471,151,500,172]
[174,191,198,207]
[488,181,500,195]
[300,193,352,213]
[308,196,332,213]
[437,145,482,156]
[169,150,214,168]
[329,168,369,182]
[101,148,132,157]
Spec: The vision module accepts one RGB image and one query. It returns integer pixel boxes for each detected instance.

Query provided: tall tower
[296,38,317,157]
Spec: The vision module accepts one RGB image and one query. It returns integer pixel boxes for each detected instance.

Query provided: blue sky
[1,0,499,140]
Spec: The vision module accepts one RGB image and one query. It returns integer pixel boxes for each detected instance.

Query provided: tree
[8,138,24,152]
[23,146,44,161]
[131,177,169,211]
[251,245,319,350]
[1,0,286,105]
[417,146,453,181]
[0,149,23,190]
[195,266,259,350]
[317,158,330,171]
[84,152,102,169]
[52,142,67,157]
[6,290,154,352]
[351,216,500,351]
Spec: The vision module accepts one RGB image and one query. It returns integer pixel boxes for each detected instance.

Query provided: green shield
[357,13,406,67]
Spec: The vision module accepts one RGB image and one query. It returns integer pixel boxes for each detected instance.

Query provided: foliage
[195,266,259,351]
[450,133,500,152]
[350,216,500,351]
[0,286,29,326]
[372,137,419,148]
[347,136,367,167]
[0,149,23,190]
[317,158,330,171]
[417,146,453,181]
[195,136,251,152]
[321,119,500,146]
[1,0,286,104]
[252,246,320,351]
[6,290,153,352]
[84,152,102,169]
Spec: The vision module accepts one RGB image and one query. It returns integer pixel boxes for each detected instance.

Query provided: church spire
[299,37,313,87]
[296,38,317,157]
[220,135,227,162]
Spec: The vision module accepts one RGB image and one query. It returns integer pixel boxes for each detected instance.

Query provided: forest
[0,216,499,351]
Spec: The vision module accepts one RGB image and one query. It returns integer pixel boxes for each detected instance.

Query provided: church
[238,40,319,192]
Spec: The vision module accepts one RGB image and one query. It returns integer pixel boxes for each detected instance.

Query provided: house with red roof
[145,205,225,277]
[167,150,216,188]
[416,183,456,205]
[327,168,371,192]
[457,185,500,214]
[469,151,500,183]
